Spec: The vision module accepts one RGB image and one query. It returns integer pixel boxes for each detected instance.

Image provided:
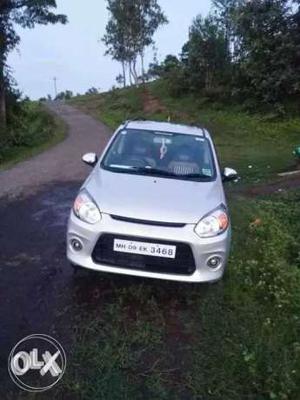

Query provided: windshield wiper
[183,173,212,179]
[108,164,137,170]
[107,165,175,176]
[135,168,212,180]
[139,168,212,179]
[107,165,212,179]
[137,168,178,177]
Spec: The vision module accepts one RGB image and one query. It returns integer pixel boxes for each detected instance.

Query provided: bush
[0,101,58,164]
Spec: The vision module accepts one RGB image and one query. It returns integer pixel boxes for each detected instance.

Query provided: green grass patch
[149,80,300,184]
[69,86,144,130]
[184,192,300,400]
[0,102,67,170]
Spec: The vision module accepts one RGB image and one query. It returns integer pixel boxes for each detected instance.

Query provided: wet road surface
[0,103,113,395]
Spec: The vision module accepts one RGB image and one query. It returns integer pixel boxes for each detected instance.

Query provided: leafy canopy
[102,0,168,82]
[0,0,67,62]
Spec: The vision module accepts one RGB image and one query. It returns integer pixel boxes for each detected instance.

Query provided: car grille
[92,234,196,276]
[110,215,186,228]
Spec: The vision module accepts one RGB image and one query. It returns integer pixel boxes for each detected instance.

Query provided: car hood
[85,168,225,224]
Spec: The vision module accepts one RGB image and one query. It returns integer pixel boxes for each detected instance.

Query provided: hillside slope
[70,81,300,185]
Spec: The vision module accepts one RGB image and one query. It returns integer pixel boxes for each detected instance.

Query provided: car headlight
[194,207,229,238]
[73,190,101,224]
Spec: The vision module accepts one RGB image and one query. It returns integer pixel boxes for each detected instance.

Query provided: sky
[8,0,211,100]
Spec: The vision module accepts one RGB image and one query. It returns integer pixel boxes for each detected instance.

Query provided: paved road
[0,103,113,395]
[0,102,111,199]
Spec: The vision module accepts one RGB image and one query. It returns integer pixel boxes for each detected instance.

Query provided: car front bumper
[67,212,231,283]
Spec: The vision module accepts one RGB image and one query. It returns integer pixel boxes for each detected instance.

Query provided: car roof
[124,120,210,138]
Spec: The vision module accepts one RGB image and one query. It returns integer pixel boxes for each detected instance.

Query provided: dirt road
[0,102,111,199]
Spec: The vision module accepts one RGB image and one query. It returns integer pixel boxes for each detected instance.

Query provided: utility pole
[53,77,58,99]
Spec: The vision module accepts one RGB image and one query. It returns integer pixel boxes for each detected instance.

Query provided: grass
[0,102,67,171]
[69,86,144,130]
[150,81,300,184]
[70,81,300,185]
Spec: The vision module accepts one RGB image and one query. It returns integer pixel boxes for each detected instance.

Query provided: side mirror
[222,167,238,182]
[82,153,98,167]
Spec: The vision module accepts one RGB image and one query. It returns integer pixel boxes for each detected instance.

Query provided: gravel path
[0,102,111,198]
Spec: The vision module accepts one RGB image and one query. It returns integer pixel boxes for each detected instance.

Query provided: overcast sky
[8,0,211,100]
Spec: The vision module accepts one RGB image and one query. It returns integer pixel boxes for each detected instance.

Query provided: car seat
[168,145,200,175]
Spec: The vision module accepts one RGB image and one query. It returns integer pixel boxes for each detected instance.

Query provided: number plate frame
[113,239,176,259]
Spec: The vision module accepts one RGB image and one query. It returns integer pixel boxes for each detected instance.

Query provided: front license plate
[113,239,176,259]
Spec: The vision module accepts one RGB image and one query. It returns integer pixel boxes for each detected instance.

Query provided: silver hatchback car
[67,120,238,283]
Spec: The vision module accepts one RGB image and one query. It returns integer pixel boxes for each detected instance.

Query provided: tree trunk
[129,61,137,86]
[128,61,133,86]
[140,51,145,84]
[121,60,126,88]
[0,60,6,134]
[132,58,138,85]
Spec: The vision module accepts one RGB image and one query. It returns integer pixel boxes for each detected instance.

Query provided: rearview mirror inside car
[82,153,98,167]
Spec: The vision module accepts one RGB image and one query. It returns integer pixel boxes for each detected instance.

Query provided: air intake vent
[110,215,186,228]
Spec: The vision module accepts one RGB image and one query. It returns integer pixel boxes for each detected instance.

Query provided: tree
[148,13,230,97]
[148,55,181,78]
[103,0,168,86]
[153,0,300,109]
[234,0,298,105]
[183,15,229,91]
[55,90,73,100]
[85,87,100,95]
[0,1,67,132]
[212,0,246,60]
[102,0,129,86]
[116,73,125,87]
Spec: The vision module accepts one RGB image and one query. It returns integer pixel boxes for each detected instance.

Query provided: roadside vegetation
[0,1,67,132]
[0,1,67,168]
[0,100,66,169]
[102,0,300,113]
[70,82,300,185]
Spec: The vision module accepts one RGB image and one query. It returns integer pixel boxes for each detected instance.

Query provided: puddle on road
[31,184,78,228]
[1,253,42,267]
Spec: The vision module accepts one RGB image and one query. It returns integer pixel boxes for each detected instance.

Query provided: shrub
[0,102,56,163]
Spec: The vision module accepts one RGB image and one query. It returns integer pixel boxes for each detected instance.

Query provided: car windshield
[101,128,216,181]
